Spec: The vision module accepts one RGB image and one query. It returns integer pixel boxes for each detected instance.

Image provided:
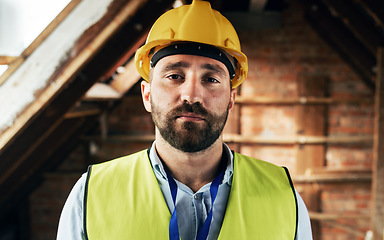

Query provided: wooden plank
[355,0,384,29]
[83,133,373,145]
[0,0,120,145]
[109,58,141,94]
[293,173,372,183]
[223,134,372,144]
[0,117,95,215]
[315,166,372,174]
[0,0,175,207]
[104,33,147,84]
[371,47,384,240]
[84,83,122,100]
[298,0,376,90]
[0,0,154,150]
[309,211,370,221]
[296,74,327,173]
[0,56,17,65]
[295,74,327,240]
[235,96,373,105]
[64,102,103,119]
[322,0,382,55]
[84,134,156,142]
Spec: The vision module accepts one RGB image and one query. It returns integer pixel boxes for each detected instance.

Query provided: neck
[155,131,225,193]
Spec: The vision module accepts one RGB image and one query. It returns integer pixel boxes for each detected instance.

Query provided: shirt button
[194,195,199,200]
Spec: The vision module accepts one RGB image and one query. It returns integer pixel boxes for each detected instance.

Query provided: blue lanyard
[164,167,224,240]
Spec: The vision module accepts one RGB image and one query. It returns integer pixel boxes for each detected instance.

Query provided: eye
[166,74,184,81]
[204,77,220,84]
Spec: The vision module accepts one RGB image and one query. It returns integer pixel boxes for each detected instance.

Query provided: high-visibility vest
[85,149,297,239]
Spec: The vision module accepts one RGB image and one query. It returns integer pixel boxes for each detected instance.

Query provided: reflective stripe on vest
[84,149,297,239]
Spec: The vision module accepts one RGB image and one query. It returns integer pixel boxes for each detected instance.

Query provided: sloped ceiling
[297,0,384,91]
[0,0,382,221]
[0,0,174,218]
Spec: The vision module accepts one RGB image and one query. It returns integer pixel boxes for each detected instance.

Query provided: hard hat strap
[150,42,236,79]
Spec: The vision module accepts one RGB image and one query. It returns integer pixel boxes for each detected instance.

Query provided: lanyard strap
[164,167,224,240]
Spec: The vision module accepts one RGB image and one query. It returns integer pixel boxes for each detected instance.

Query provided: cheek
[150,90,173,111]
[209,91,232,110]
[152,83,179,105]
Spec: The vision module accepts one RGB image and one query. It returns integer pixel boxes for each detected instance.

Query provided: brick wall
[236,1,373,239]
[28,1,374,239]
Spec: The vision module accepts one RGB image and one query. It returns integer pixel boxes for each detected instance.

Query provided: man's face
[141,54,236,153]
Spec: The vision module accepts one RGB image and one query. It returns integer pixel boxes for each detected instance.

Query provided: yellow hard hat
[134,0,248,88]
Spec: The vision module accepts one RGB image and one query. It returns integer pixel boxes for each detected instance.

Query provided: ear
[141,80,152,112]
[228,88,237,113]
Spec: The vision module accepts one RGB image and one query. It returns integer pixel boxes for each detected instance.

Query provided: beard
[151,101,230,153]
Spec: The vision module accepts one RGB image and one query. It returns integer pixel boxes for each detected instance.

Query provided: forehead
[154,54,229,76]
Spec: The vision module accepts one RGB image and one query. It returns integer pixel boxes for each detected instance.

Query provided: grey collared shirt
[57,142,313,239]
[149,142,233,240]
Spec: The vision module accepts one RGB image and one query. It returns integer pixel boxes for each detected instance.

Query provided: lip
[176,113,205,122]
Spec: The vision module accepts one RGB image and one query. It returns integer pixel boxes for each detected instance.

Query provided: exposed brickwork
[29,146,87,240]
[241,106,297,136]
[241,145,297,174]
[320,184,371,240]
[326,145,373,169]
[328,104,374,136]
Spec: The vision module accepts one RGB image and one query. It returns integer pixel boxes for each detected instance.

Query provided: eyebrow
[201,63,228,78]
[162,61,191,72]
[160,61,228,78]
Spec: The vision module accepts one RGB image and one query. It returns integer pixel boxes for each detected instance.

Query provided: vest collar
[149,141,234,186]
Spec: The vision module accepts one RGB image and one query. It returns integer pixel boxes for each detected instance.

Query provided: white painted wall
[0,0,71,55]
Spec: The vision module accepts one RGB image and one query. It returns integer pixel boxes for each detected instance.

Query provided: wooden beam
[235,96,373,105]
[83,134,155,143]
[0,56,17,65]
[371,47,384,240]
[293,172,372,183]
[0,116,96,215]
[355,0,384,30]
[309,211,370,221]
[0,0,173,152]
[314,166,372,174]
[0,0,175,213]
[225,134,372,144]
[298,0,376,90]
[104,33,147,84]
[64,102,103,119]
[0,117,85,210]
[295,74,327,239]
[84,83,122,100]
[295,74,327,173]
[110,58,141,94]
[83,133,373,145]
[322,0,382,55]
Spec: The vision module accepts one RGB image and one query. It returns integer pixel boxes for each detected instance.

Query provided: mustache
[170,102,209,118]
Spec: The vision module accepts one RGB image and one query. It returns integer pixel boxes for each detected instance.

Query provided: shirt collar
[149,141,234,186]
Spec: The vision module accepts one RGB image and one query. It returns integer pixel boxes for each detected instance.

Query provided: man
[57,1,313,239]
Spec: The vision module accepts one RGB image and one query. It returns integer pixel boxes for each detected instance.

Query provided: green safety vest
[84,149,297,239]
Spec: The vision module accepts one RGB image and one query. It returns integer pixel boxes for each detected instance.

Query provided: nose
[179,75,203,104]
